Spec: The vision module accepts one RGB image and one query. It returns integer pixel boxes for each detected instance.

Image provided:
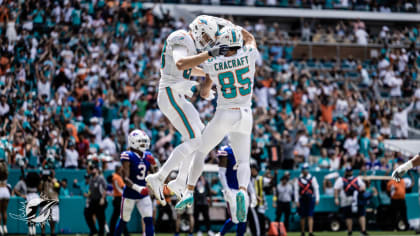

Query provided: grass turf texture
[7,232,419,236]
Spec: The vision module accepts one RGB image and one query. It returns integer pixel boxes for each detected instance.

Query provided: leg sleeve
[121,198,135,222]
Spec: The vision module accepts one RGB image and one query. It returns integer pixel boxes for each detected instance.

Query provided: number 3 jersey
[202,45,259,109]
[120,150,156,199]
[159,30,196,90]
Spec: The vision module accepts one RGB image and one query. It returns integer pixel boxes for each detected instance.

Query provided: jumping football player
[175,26,258,224]
[115,130,156,236]
[146,15,234,203]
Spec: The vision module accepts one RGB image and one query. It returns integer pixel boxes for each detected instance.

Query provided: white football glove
[205,90,216,101]
[392,160,413,182]
[171,80,199,98]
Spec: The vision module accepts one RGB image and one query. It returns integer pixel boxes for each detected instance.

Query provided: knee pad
[121,209,132,222]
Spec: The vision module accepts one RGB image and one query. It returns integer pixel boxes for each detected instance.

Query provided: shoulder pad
[144,152,156,165]
[167,30,190,46]
[120,151,131,161]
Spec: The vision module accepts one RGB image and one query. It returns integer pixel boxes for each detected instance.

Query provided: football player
[175,26,258,225]
[146,15,234,204]
[115,130,156,236]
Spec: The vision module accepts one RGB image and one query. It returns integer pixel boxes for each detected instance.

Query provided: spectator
[355,28,368,45]
[64,139,79,169]
[59,178,70,197]
[89,117,102,146]
[294,163,319,236]
[391,99,415,138]
[343,131,359,158]
[281,130,295,169]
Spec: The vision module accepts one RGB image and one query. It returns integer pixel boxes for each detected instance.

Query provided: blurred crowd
[152,0,420,13]
[0,0,419,177]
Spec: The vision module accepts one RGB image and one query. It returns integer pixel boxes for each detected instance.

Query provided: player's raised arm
[241,28,257,49]
[174,45,230,70]
[392,153,420,182]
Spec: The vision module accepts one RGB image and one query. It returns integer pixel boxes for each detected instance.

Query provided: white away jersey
[159,30,197,89]
[203,46,259,109]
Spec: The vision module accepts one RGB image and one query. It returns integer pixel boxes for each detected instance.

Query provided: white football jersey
[159,30,197,89]
[203,46,259,109]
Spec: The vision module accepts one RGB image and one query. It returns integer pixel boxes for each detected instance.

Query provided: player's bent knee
[183,137,202,154]
[121,211,132,222]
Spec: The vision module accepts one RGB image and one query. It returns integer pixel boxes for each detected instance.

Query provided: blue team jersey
[218,146,239,190]
[120,150,156,199]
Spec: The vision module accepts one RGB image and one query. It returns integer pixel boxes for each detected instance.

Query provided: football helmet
[189,15,218,51]
[128,129,150,152]
[216,26,243,48]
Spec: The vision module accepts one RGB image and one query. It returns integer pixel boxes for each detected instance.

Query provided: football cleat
[167,179,185,200]
[236,190,247,222]
[175,190,194,209]
[145,173,166,206]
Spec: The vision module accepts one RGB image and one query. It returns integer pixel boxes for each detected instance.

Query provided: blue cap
[345,166,353,172]
[301,163,309,170]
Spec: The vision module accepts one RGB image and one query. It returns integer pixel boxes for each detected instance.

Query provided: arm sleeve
[405,102,414,113]
[334,178,342,190]
[294,180,299,203]
[358,178,366,190]
[312,178,320,202]
[172,45,189,64]
[218,167,229,191]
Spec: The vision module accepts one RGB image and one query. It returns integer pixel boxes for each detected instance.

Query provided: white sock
[3,225,7,234]
[0,225,3,235]
[237,160,251,189]
[105,223,109,233]
[187,151,206,186]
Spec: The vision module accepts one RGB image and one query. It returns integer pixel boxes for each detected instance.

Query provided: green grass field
[8,232,418,236]
[154,233,417,236]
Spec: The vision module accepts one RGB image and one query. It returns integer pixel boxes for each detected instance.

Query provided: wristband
[132,184,144,194]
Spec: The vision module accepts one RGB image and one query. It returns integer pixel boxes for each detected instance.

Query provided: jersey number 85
[218,66,251,99]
